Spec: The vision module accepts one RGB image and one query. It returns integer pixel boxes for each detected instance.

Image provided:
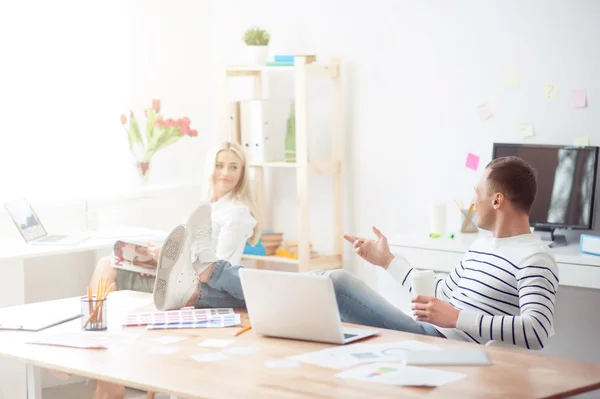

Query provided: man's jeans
[195,260,442,337]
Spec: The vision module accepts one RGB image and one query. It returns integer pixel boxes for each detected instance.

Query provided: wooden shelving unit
[219,56,343,272]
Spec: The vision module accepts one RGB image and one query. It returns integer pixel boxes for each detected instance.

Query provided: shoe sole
[153,225,186,310]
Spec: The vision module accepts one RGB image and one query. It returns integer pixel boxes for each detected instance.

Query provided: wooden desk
[0,291,599,399]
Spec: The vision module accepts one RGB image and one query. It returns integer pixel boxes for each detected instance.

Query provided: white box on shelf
[580,234,600,256]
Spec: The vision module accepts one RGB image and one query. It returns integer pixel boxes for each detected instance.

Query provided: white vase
[246,45,269,66]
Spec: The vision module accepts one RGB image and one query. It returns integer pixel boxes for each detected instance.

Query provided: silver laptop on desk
[3,198,90,245]
[239,268,378,344]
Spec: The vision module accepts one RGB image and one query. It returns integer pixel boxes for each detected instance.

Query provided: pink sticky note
[476,104,493,121]
[466,153,480,171]
[572,90,587,108]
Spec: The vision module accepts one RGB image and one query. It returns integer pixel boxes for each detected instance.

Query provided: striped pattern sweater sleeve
[387,240,558,350]
[386,257,464,300]
[456,252,558,350]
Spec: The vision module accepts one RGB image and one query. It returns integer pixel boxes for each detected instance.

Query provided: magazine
[111,240,162,276]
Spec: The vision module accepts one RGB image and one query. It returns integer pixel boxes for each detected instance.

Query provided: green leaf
[129,115,144,147]
[145,109,156,144]
[147,129,182,156]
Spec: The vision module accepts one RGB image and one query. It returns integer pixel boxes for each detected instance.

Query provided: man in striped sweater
[343,156,557,349]
[157,156,557,350]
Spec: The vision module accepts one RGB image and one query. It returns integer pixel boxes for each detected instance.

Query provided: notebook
[403,350,491,366]
[0,310,82,332]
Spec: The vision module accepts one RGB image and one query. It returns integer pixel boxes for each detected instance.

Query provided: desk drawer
[391,246,463,273]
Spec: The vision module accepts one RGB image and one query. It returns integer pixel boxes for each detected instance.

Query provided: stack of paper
[289,340,443,369]
[336,363,466,387]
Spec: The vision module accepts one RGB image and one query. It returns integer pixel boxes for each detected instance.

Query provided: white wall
[210,0,600,382]
[210,0,600,260]
[0,0,215,205]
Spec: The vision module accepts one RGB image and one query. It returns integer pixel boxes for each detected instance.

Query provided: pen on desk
[235,325,252,337]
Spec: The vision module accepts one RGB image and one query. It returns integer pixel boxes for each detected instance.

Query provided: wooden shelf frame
[219,56,343,272]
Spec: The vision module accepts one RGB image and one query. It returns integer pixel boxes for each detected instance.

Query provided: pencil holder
[81,296,107,331]
[460,207,479,233]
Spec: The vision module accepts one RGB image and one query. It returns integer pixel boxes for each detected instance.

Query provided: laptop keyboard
[343,333,358,339]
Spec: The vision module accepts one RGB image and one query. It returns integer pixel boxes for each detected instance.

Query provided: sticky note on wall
[476,104,493,121]
[466,153,480,171]
[519,122,535,139]
[504,71,520,88]
[544,84,557,99]
[574,136,590,146]
[572,90,587,108]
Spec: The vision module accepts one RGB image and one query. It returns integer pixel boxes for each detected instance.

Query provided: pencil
[234,325,252,337]
[87,286,93,320]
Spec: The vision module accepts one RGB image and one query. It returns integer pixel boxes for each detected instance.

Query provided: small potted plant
[243,27,270,66]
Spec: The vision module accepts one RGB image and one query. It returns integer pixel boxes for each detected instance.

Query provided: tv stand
[534,227,567,247]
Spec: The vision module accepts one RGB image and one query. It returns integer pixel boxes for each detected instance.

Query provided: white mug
[409,269,436,298]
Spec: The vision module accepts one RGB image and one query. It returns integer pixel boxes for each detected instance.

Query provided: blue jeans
[195,261,442,338]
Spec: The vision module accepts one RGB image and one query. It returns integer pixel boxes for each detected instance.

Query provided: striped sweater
[388,234,558,350]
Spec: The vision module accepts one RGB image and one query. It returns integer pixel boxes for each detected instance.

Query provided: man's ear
[493,193,503,208]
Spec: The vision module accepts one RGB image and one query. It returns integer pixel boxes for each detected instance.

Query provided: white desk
[0,228,167,399]
[389,232,600,289]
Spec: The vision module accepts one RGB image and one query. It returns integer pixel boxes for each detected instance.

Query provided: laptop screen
[3,198,47,242]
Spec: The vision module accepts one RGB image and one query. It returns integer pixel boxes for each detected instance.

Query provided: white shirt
[209,193,257,266]
[387,234,558,350]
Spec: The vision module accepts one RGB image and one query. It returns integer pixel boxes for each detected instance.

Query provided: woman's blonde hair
[205,141,261,245]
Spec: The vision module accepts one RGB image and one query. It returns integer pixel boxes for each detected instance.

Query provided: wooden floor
[43,381,170,399]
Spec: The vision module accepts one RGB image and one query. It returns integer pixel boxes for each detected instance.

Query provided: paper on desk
[223,346,261,355]
[289,340,442,369]
[289,343,381,369]
[26,332,110,349]
[147,345,181,355]
[369,340,443,362]
[152,335,187,345]
[265,359,301,369]
[190,352,230,362]
[336,363,466,386]
[199,339,236,348]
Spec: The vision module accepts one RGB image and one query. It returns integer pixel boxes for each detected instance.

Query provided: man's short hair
[486,156,537,213]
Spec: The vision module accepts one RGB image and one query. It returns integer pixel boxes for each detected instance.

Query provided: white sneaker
[187,203,218,274]
[153,225,199,311]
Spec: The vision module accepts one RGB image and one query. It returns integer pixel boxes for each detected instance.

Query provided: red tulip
[181,116,190,127]
[175,118,183,127]
[154,117,164,127]
[130,110,134,118]
[120,114,127,125]
[189,129,198,137]
[181,125,192,136]
[165,119,175,128]
[152,99,161,113]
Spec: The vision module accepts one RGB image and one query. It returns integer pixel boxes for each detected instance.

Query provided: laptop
[3,198,91,245]
[239,268,378,344]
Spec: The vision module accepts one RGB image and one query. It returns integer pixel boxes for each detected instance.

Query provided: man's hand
[411,296,459,328]
[343,226,395,269]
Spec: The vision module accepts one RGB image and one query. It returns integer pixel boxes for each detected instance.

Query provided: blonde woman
[88,141,259,296]
[87,141,259,399]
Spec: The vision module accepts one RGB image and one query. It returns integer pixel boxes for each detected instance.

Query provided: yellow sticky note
[544,84,557,99]
[504,71,520,88]
[574,136,590,146]
[519,122,535,139]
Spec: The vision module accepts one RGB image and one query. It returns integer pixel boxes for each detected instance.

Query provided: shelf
[249,160,340,175]
[226,63,337,78]
[241,254,342,270]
